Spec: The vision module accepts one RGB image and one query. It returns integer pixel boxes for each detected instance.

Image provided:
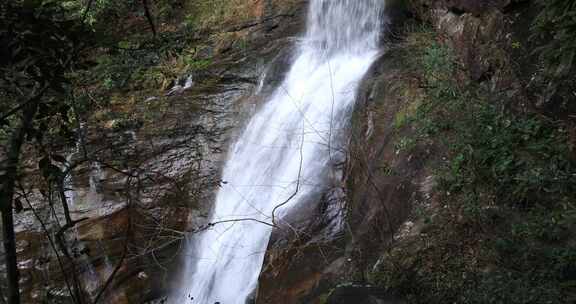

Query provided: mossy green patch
[393,98,421,129]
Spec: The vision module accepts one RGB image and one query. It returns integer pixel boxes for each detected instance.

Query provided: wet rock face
[258,186,348,304]
[8,79,247,303]
[2,0,309,303]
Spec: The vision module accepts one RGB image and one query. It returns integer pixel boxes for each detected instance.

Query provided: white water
[174,1,385,303]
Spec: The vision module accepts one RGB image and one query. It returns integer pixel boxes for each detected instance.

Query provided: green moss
[394,99,421,129]
[186,57,212,71]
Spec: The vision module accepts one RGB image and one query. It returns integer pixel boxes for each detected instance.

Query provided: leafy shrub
[372,23,576,304]
[532,0,576,77]
[61,0,137,29]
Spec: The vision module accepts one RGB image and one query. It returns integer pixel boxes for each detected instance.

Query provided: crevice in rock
[448,6,466,16]
[477,67,495,83]
[502,0,532,14]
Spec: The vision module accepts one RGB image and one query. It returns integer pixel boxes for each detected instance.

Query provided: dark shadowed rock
[326,285,405,304]
[416,0,529,15]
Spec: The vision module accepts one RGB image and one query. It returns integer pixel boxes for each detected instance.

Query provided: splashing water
[174,0,385,303]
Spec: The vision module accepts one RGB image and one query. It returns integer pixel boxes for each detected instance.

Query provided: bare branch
[0,85,49,124]
[271,120,305,226]
[141,0,156,37]
[92,174,134,304]
[16,182,80,304]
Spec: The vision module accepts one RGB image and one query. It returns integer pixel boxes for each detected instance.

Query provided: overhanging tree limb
[0,85,49,123]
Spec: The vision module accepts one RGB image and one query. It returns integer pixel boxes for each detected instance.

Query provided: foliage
[78,34,211,97]
[0,1,89,303]
[0,0,88,140]
[188,0,259,30]
[61,0,135,27]
[373,24,576,304]
[532,0,576,77]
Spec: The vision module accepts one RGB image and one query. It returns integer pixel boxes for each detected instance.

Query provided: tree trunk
[141,0,156,37]
[0,207,18,304]
[0,102,38,304]
[58,183,73,226]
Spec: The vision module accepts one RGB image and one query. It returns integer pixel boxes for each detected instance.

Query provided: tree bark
[141,0,156,37]
[0,101,38,304]
[58,182,73,226]
[0,207,18,304]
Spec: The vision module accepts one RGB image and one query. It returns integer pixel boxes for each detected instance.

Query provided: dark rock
[416,0,530,15]
[326,286,404,304]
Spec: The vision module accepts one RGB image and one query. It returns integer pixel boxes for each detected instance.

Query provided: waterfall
[174,0,385,303]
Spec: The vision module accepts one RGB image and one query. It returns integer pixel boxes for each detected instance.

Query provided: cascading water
[62,125,112,299]
[174,0,385,303]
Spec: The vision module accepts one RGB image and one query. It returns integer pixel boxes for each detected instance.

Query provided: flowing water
[62,126,110,299]
[174,0,385,303]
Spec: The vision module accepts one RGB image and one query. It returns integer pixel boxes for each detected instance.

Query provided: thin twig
[16,182,79,304]
[271,120,305,226]
[92,174,134,304]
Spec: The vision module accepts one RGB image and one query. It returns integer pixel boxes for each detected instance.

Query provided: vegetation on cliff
[370,4,576,303]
